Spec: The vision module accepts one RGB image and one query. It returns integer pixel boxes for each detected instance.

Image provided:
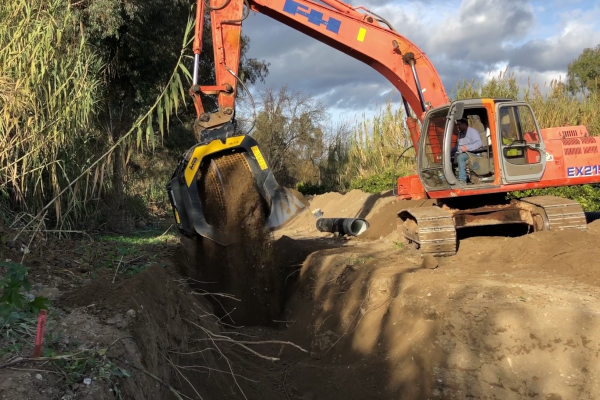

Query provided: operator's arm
[464,128,482,151]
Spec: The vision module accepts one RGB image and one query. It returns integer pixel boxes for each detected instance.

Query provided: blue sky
[237,0,600,125]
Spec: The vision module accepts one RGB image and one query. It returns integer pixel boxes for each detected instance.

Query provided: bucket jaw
[266,187,307,230]
[166,129,306,245]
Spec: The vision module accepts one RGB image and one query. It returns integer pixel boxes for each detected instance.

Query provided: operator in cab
[453,117,482,185]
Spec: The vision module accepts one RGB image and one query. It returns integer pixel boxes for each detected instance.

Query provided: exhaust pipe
[316,218,370,236]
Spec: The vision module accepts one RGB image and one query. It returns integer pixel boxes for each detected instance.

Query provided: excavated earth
[2,189,600,400]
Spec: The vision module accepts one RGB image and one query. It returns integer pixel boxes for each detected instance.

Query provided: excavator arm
[168,0,451,244]
[191,0,450,145]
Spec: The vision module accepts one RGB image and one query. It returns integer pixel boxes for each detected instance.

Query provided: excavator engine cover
[166,130,306,245]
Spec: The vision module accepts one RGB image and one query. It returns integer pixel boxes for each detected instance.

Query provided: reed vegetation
[0,0,193,229]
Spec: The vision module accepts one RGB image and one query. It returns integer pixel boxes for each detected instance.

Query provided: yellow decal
[174,210,181,224]
[251,146,268,170]
[184,136,245,187]
[357,28,366,42]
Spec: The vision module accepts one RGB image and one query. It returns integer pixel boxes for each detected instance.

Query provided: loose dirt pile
[178,153,282,326]
[4,189,600,400]
[263,219,600,399]
[276,189,435,241]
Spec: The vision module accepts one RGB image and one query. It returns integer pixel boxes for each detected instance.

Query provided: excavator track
[396,196,587,258]
[397,206,456,257]
[519,195,587,232]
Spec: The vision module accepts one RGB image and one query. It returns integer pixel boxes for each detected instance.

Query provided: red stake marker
[32,309,47,358]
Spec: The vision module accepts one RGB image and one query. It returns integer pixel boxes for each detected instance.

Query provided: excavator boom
[190,0,449,140]
[168,0,452,244]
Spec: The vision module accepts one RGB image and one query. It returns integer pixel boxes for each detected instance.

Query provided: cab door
[496,102,546,183]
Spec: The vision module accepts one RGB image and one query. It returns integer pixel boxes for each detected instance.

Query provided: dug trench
[3,189,600,399]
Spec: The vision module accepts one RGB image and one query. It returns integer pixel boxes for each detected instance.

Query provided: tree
[72,0,270,199]
[567,44,600,94]
[318,120,352,191]
[0,0,103,222]
[250,86,327,186]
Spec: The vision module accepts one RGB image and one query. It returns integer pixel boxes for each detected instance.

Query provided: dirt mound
[278,189,399,238]
[587,218,600,234]
[277,189,438,243]
[273,228,600,399]
[454,227,600,288]
[311,189,392,220]
[357,198,435,240]
[61,265,293,400]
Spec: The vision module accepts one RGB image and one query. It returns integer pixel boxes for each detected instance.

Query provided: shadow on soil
[266,236,600,400]
[172,232,347,326]
[40,216,600,400]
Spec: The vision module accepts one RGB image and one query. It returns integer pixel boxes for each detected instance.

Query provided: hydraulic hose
[392,145,414,195]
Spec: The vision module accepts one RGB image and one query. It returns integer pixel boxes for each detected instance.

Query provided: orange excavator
[168,0,597,257]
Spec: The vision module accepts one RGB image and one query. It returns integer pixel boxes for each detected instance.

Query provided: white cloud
[238,0,600,118]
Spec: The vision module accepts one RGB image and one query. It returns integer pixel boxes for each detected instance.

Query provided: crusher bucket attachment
[166,127,306,245]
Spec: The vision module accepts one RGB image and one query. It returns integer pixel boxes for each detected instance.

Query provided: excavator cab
[417,99,547,191]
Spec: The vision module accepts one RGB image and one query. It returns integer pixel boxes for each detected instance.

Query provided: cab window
[419,108,448,189]
[498,105,540,145]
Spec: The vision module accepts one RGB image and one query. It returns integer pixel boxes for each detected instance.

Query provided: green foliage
[393,241,404,250]
[0,0,269,232]
[452,69,520,100]
[250,86,327,186]
[347,101,415,180]
[349,170,397,194]
[318,127,351,191]
[0,261,50,355]
[567,44,600,94]
[69,0,270,230]
[349,255,374,265]
[283,96,416,195]
[295,182,328,196]
[525,80,600,137]
[509,185,600,212]
[0,0,103,224]
[0,261,49,315]
[97,228,177,246]
[43,348,131,392]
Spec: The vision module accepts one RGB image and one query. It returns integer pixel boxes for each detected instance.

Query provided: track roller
[397,206,457,257]
[519,195,587,232]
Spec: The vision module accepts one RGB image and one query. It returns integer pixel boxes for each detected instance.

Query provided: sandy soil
[267,191,600,399]
[2,189,600,400]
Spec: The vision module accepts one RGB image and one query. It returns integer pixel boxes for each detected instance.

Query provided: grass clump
[0,261,50,355]
[96,228,178,247]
